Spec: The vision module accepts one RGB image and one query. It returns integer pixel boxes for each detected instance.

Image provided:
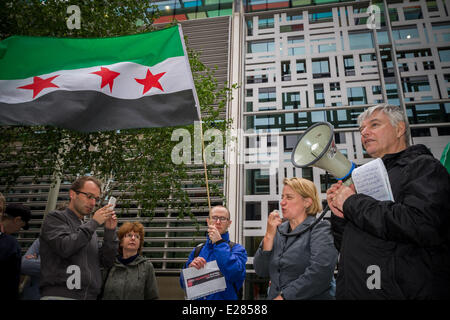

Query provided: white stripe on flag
[0,56,191,104]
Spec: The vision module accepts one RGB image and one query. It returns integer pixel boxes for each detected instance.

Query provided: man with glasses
[180,205,247,300]
[39,176,118,300]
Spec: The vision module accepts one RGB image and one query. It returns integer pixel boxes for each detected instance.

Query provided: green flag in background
[441,143,450,174]
[0,25,200,132]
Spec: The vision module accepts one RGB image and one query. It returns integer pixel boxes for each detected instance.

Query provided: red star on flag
[91,67,120,93]
[17,75,59,98]
[135,69,166,95]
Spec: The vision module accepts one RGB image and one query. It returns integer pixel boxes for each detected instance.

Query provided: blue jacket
[21,238,41,300]
[180,232,247,300]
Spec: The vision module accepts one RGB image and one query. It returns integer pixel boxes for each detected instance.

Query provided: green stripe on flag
[0,26,184,80]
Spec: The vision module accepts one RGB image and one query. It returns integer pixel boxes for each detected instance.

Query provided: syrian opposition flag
[0,25,200,132]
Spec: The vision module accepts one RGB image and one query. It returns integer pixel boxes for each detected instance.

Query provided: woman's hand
[263,210,282,251]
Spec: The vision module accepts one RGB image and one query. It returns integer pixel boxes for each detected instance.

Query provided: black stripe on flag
[0,89,199,132]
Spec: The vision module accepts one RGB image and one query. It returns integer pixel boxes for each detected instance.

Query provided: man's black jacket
[332,144,450,299]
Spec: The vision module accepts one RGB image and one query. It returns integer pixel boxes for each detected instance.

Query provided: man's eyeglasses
[76,191,100,203]
[210,216,229,222]
[125,233,141,239]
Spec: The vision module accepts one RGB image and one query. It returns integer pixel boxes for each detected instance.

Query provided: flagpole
[177,23,211,214]
[198,118,212,213]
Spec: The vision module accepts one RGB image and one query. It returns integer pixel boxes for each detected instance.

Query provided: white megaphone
[291,122,355,186]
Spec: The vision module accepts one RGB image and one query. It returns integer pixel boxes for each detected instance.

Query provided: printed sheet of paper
[182,260,226,300]
[351,158,394,202]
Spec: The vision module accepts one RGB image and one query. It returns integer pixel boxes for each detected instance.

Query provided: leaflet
[351,158,394,202]
[182,260,226,300]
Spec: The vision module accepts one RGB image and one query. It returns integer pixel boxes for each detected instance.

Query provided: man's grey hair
[357,103,411,147]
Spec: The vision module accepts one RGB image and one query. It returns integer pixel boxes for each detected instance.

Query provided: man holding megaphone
[326,104,450,299]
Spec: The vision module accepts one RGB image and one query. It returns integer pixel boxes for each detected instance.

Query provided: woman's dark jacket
[254,216,338,300]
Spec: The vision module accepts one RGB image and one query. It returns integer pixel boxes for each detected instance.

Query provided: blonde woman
[101,221,158,300]
[254,177,337,300]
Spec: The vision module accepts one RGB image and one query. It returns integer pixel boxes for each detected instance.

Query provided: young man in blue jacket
[180,205,247,300]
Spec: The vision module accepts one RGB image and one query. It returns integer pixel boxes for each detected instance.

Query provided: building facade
[153,0,450,299]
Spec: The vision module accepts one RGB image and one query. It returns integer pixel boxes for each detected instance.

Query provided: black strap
[193,241,236,258]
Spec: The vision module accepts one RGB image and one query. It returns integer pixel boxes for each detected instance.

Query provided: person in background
[327,104,450,299]
[254,178,337,300]
[0,201,32,300]
[180,205,247,300]
[20,238,41,300]
[101,221,158,300]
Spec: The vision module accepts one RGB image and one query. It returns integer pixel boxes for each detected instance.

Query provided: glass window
[302,167,313,181]
[347,87,367,105]
[246,169,270,195]
[360,53,376,62]
[283,135,301,152]
[312,58,330,78]
[389,8,399,22]
[280,24,303,33]
[319,44,336,53]
[281,61,291,81]
[258,17,274,29]
[385,83,399,106]
[314,84,325,107]
[248,40,275,53]
[404,6,422,20]
[320,174,337,193]
[376,31,390,45]
[288,47,305,56]
[258,87,276,102]
[296,59,307,73]
[411,128,431,137]
[403,77,431,93]
[245,202,261,220]
[246,19,253,36]
[438,48,450,62]
[330,82,340,91]
[282,92,300,110]
[392,27,419,40]
[349,32,374,50]
[288,36,304,44]
[287,13,302,21]
[372,85,382,95]
[247,74,268,84]
[427,1,439,12]
[309,10,333,24]
[344,55,355,76]
[407,103,449,124]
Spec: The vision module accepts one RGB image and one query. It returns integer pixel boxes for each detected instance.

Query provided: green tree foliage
[0,1,233,218]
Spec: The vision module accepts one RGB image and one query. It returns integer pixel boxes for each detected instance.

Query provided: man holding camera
[39,176,118,300]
